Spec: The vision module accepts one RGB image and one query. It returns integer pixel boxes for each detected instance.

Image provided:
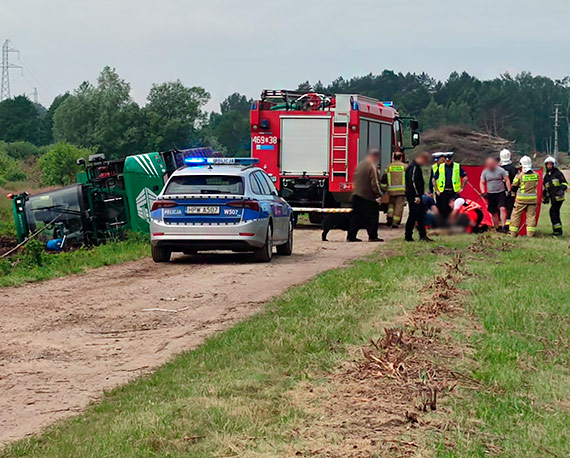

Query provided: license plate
[185,206,220,215]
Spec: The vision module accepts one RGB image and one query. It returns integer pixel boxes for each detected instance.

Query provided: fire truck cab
[250,90,419,212]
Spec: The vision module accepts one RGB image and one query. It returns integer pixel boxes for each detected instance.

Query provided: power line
[1,39,23,101]
[17,54,55,100]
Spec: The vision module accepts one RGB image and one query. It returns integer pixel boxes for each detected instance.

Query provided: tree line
[300,70,570,153]
[0,67,568,186]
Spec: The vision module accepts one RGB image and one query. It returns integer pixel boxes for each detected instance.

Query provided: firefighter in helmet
[542,156,567,236]
[509,156,539,237]
[381,152,406,228]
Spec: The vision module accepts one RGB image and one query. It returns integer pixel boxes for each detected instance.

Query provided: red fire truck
[250,90,420,218]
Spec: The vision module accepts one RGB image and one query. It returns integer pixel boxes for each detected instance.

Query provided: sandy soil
[0,225,401,445]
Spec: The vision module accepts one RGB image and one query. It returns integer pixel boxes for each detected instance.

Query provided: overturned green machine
[10,148,219,248]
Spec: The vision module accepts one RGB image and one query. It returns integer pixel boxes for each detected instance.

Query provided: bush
[23,238,49,267]
[1,141,40,159]
[0,209,16,237]
[0,150,27,184]
[39,142,92,186]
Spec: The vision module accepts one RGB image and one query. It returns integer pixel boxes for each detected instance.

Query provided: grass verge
[0,233,150,287]
[433,235,570,456]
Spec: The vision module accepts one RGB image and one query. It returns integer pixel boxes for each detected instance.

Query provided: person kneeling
[449,198,488,234]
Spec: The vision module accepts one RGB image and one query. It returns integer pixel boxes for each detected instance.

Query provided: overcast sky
[2,0,569,111]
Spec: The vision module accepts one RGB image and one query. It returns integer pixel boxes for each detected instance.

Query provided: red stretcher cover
[461,166,543,236]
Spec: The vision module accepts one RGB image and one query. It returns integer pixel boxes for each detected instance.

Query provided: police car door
[254,171,288,242]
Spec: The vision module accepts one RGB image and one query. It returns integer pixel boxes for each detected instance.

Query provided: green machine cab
[10,148,219,247]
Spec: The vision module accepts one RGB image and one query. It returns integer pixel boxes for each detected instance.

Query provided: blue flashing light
[382,101,395,108]
[184,157,260,166]
[185,157,207,164]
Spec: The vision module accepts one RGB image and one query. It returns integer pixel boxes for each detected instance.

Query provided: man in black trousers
[405,152,433,242]
[348,149,384,242]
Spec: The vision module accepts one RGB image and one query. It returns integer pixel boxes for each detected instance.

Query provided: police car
[150,157,293,262]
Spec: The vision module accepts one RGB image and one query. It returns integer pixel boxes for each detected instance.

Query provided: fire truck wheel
[254,225,273,262]
[152,245,172,263]
[276,220,293,256]
[308,213,322,225]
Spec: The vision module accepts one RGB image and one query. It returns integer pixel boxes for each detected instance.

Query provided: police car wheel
[276,220,293,256]
[254,225,273,262]
[152,245,171,263]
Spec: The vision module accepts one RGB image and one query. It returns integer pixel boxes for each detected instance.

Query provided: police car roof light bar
[184,157,260,166]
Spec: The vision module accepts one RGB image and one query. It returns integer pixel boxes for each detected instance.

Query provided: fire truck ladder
[331,121,349,181]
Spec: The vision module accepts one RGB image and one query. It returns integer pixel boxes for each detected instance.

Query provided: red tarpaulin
[462,165,543,236]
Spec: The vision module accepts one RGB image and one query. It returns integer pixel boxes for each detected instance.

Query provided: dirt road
[0,226,400,445]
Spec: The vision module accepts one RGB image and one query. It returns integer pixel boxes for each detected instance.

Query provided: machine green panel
[76,171,88,184]
[123,152,168,234]
[12,194,29,243]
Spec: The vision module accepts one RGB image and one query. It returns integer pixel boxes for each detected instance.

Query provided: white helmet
[453,198,465,211]
[499,149,512,165]
[544,156,556,166]
[520,155,533,173]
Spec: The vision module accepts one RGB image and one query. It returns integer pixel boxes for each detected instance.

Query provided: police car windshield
[165,175,244,195]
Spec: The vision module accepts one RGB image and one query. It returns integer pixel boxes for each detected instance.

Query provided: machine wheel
[152,245,171,263]
[254,225,273,262]
[276,220,293,255]
[308,212,322,225]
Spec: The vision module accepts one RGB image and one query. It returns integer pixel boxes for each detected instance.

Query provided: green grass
[434,239,570,456]
[0,234,150,287]
[1,205,569,457]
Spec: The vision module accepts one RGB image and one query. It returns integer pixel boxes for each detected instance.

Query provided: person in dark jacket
[405,152,433,242]
[348,149,384,242]
[542,156,568,236]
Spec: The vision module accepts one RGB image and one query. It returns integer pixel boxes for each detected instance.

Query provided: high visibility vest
[386,161,406,195]
[513,172,539,204]
[432,163,438,174]
[436,162,462,193]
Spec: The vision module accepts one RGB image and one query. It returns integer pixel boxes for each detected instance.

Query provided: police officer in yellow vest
[381,152,406,227]
[510,156,539,237]
[433,152,467,221]
[428,152,446,195]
